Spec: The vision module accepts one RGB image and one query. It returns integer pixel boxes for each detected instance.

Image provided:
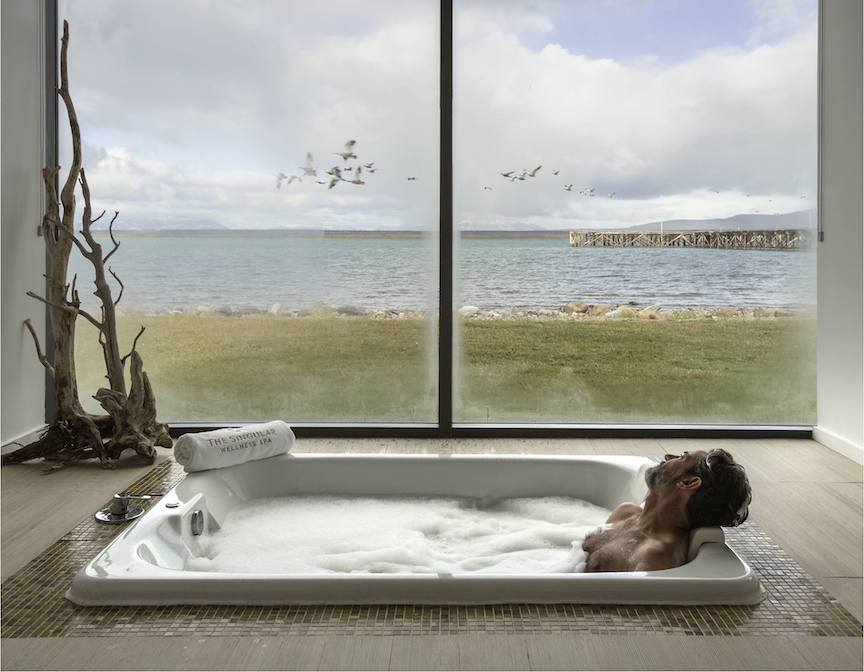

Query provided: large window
[453,0,817,424]
[62,0,440,423]
[59,1,816,429]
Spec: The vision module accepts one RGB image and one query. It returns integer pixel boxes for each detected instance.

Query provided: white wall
[1,1,48,446]
[814,0,864,463]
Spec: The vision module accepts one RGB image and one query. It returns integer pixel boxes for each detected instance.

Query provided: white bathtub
[66,454,763,606]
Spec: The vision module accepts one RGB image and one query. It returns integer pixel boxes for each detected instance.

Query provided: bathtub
[66,454,763,606]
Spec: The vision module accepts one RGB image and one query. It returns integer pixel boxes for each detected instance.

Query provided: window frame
[43,0,816,440]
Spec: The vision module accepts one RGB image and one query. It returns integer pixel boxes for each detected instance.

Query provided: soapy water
[185,495,612,574]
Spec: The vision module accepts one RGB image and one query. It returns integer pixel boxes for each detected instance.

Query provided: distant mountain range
[96,210,815,237]
[622,210,816,232]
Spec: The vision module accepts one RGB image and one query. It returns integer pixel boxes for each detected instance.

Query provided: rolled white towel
[174,421,295,473]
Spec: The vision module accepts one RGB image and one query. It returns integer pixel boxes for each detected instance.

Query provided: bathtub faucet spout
[110,493,152,517]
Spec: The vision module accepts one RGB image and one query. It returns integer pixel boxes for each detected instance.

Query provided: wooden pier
[569,229,812,250]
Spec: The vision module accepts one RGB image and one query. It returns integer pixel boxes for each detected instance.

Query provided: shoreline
[114,302,815,322]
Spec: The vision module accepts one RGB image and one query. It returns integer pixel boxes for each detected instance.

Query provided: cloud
[60,0,817,231]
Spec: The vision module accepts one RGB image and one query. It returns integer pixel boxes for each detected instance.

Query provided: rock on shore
[179,302,810,322]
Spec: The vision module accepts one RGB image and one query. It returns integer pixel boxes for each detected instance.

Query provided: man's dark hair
[686,449,751,528]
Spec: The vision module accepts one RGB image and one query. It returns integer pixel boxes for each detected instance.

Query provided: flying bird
[552,170,560,175]
[363,162,375,169]
[276,172,289,189]
[335,140,357,162]
[482,186,492,191]
[527,165,542,177]
[564,184,574,191]
[286,175,302,185]
[349,166,365,185]
[407,176,417,181]
[299,152,316,176]
[500,171,514,178]
[607,192,616,198]
[325,166,344,188]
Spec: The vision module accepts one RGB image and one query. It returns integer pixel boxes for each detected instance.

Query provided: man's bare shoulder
[606,502,642,524]
[632,539,685,572]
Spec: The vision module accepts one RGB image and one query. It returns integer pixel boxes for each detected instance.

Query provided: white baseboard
[1,425,48,455]
[813,425,864,465]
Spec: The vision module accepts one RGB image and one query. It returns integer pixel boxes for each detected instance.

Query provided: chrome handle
[109,493,153,516]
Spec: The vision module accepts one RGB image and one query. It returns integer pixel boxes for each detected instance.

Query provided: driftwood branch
[25,290,102,331]
[41,167,61,243]
[58,22,82,218]
[108,267,124,305]
[23,319,55,378]
[121,326,146,365]
[102,211,121,263]
[27,290,75,315]
[5,20,170,470]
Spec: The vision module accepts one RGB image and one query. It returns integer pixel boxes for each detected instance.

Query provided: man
[582,449,751,572]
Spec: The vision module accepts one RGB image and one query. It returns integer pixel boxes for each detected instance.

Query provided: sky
[59,0,817,231]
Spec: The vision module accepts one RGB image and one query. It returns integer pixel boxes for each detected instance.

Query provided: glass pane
[454,0,817,424]
[61,0,439,423]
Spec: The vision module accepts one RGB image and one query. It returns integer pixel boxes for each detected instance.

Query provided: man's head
[644,449,751,528]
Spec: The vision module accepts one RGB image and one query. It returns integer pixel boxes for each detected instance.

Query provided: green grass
[74,314,815,425]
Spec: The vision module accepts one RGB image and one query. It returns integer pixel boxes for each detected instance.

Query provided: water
[69,235,816,313]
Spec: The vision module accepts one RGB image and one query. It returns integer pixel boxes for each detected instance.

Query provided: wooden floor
[2,437,862,670]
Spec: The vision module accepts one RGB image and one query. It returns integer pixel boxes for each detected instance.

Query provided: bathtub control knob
[190,509,205,536]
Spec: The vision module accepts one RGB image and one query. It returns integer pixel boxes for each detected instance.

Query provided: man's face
[645,451,707,490]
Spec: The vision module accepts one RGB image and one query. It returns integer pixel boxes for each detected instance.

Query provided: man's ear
[676,475,702,491]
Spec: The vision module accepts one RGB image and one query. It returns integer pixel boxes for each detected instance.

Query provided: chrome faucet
[95,492,155,523]
[109,493,152,517]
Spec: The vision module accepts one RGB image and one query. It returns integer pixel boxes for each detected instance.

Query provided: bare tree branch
[27,290,75,314]
[58,223,90,258]
[58,21,82,216]
[25,290,102,330]
[108,266,124,306]
[6,20,170,469]
[121,326,146,365]
[41,167,61,243]
[103,211,121,263]
[76,307,103,331]
[23,319,55,378]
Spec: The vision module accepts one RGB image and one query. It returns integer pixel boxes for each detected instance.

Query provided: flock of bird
[277,148,809,210]
[484,167,809,211]
[482,165,617,199]
[276,140,417,190]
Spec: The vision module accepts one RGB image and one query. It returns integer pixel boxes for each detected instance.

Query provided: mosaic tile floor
[1,460,861,639]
